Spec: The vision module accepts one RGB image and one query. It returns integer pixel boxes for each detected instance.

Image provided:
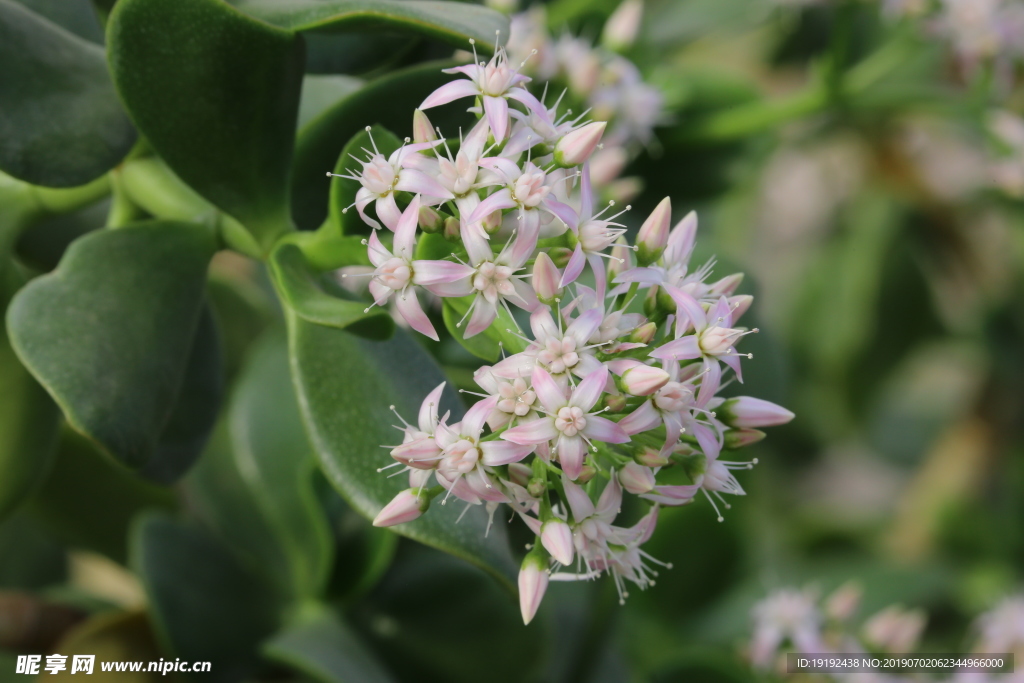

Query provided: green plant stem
[27,175,112,215]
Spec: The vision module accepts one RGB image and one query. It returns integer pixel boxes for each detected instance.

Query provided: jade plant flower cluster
[341,46,793,625]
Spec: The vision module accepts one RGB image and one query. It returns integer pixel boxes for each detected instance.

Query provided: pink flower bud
[709,272,744,296]
[621,364,670,396]
[418,205,442,233]
[443,216,461,242]
[602,0,643,52]
[589,147,628,186]
[527,477,547,498]
[554,121,607,167]
[618,462,656,494]
[825,581,862,622]
[532,252,563,305]
[372,489,429,527]
[576,464,597,483]
[629,322,657,345]
[719,397,794,428]
[412,109,437,143]
[519,555,549,625]
[636,197,671,265]
[636,447,669,468]
[729,294,753,322]
[482,209,503,234]
[541,520,574,565]
[723,428,765,449]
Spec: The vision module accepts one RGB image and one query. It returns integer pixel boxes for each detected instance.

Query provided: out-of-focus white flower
[750,588,825,669]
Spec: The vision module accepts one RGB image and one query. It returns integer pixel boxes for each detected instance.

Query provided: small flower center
[511,173,550,208]
[538,336,579,375]
[377,257,412,291]
[699,326,737,356]
[361,155,397,196]
[444,438,480,474]
[555,406,587,437]
[654,381,691,413]
[497,378,536,417]
[472,261,516,304]
[580,220,623,253]
[482,64,515,97]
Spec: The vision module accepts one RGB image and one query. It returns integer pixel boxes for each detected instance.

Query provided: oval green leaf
[6,221,220,479]
[0,0,135,187]
[286,313,518,590]
[107,0,304,251]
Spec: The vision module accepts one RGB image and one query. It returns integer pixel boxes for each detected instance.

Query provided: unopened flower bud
[412,109,437,143]
[603,393,627,412]
[723,428,765,449]
[519,553,549,625]
[553,121,606,167]
[618,462,656,494]
[629,322,657,345]
[710,272,744,296]
[636,447,669,468]
[589,147,628,186]
[602,0,643,52]
[576,464,597,483]
[418,205,443,233]
[482,209,503,234]
[443,216,461,242]
[718,397,794,429]
[373,488,430,527]
[607,237,631,281]
[541,520,574,565]
[547,247,573,269]
[825,581,862,622]
[508,462,532,487]
[621,364,670,396]
[527,477,547,498]
[636,197,671,265]
[729,294,753,322]
[533,252,563,305]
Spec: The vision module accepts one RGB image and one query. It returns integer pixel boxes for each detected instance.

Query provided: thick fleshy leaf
[442,295,529,363]
[48,611,164,683]
[270,242,394,339]
[131,513,283,683]
[28,429,176,564]
[107,0,304,251]
[286,314,518,589]
[0,0,135,186]
[232,0,508,53]
[292,61,474,230]
[263,605,394,683]
[298,75,363,129]
[228,330,334,599]
[6,221,220,479]
[11,0,105,43]
[0,268,60,522]
[328,125,401,236]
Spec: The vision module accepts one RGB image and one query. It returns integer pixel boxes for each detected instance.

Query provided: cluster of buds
[751,587,1024,682]
[341,41,792,625]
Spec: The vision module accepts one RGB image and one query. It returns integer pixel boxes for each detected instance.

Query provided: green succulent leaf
[231,0,508,53]
[0,0,135,187]
[48,611,165,683]
[228,330,334,599]
[286,313,518,590]
[6,221,221,481]
[442,295,529,363]
[264,604,395,683]
[107,0,304,252]
[292,61,474,230]
[329,125,401,236]
[270,242,394,339]
[131,513,283,683]
[0,267,61,522]
[28,429,176,564]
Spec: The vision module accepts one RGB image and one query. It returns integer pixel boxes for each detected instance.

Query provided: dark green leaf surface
[264,605,394,683]
[0,267,60,521]
[270,242,394,339]
[107,0,304,251]
[292,61,473,230]
[11,0,104,42]
[49,611,165,683]
[29,429,175,564]
[329,125,401,236]
[231,0,507,52]
[228,330,334,599]
[442,295,528,363]
[132,513,283,683]
[286,314,518,589]
[0,0,135,186]
[6,221,217,477]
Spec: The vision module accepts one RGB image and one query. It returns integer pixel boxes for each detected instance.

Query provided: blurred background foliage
[2,0,1023,681]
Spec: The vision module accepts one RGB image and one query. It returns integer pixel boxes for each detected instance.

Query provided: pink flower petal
[420,79,479,109]
[464,298,497,338]
[394,289,439,341]
[376,193,402,232]
[612,266,665,286]
[508,87,544,116]
[462,395,498,439]
[424,278,474,298]
[664,285,706,332]
[565,307,603,348]
[418,382,446,432]
[557,435,586,480]
[617,401,662,435]
[649,335,702,361]
[412,260,475,286]
[481,440,533,466]
[531,366,568,413]
[502,416,559,445]
[543,198,579,231]
[596,475,622,519]
[561,475,595,521]
[393,195,420,257]
[468,188,517,225]
[366,229,391,268]
[396,168,453,201]
[560,244,586,287]
[569,366,608,411]
[582,415,629,444]
[483,95,510,141]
